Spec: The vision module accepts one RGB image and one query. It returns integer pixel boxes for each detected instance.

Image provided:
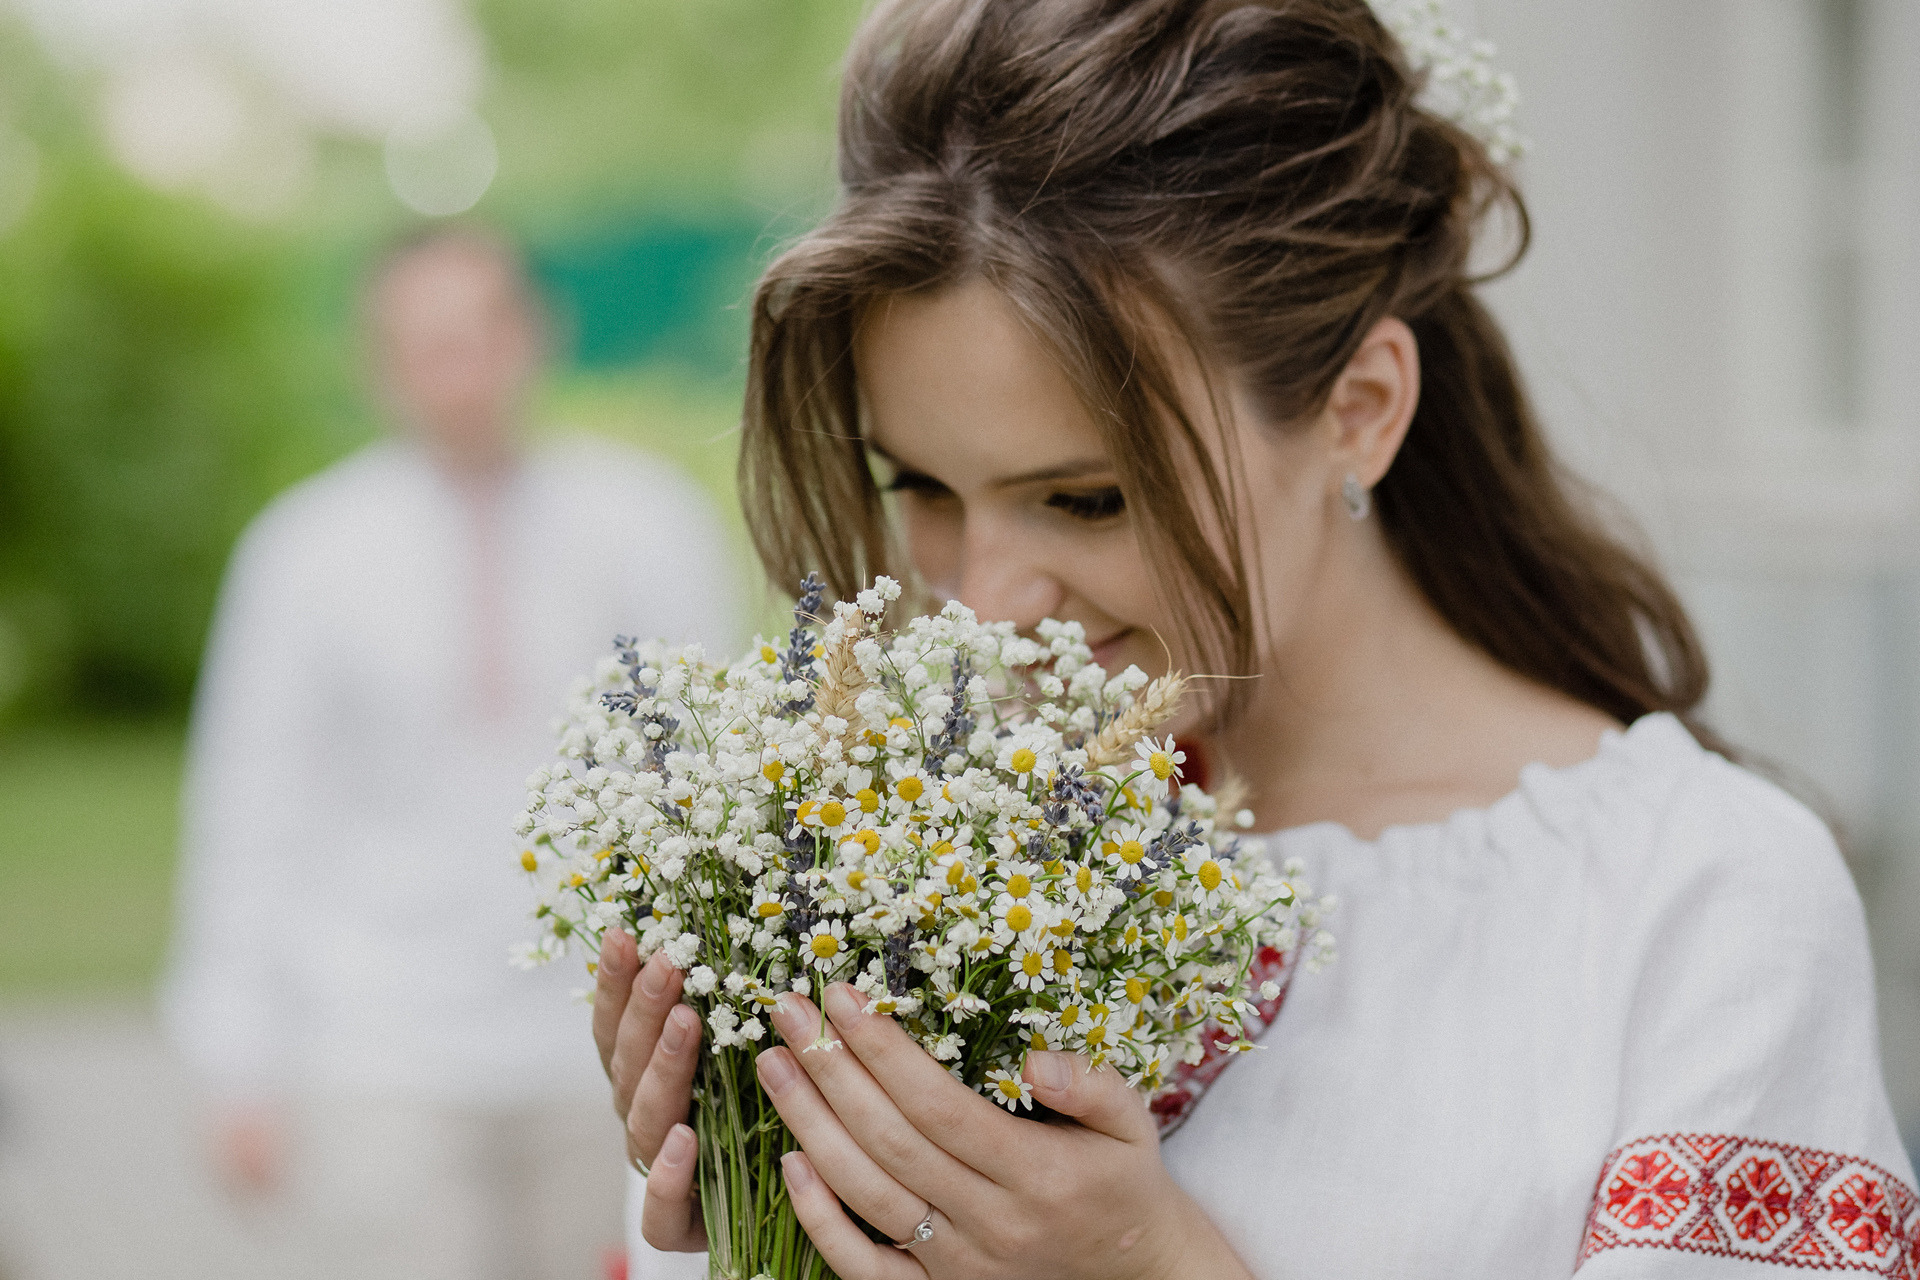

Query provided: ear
[1323,316,1420,489]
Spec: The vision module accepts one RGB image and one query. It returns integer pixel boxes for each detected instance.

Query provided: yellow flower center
[1074,866,1094,891]
[996,1078,1025,1101]
[1049,919,1075,938]
[1119,840,1145,864]
[856,788,879,812]
[844,830,880,854]
[896,777,923,802]
[890,716,914,730]
[1153,889,1174,908]
[1005,904,1033,932]
[821,801,846,827]
[810,933,841,959]
[1059,1005,1081,1027]
[519,850,538,872]
[866,729,888,747]
[566,872,585,888]
[1150,751,1173,780]
[760,644,778,663]
[1197,860,1223,891]
[1021,952,1045,977]
[1125,976,1148,1004]
[762,761,785,783]
[757,900,784,918]
[1010,748,1037,773]
[1006,874,1032,898]
[1029,1031,1049,1050]
[1051,949,1073,975]
[1173,914,1188,941]
[846,869,867,890]
[1085,1024,1107,1046]
[946,862,967,887]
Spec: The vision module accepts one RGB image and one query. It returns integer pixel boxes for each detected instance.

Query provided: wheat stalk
[1084,672,1188,767]
[813,621,871,750]
[1207,771,1250,817]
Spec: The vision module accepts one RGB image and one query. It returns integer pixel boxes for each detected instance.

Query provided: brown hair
[740,0,1719,743]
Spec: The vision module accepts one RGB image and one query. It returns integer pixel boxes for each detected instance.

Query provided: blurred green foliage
[0,0,862,727]
[0,721,183,991]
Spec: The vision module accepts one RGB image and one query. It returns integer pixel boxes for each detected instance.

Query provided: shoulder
[1546,714,1856,940]
[223,442,419,584]
[531,435,722,518]
[237,442,417,556]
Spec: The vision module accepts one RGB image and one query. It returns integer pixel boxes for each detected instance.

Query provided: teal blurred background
[0,0,864,997]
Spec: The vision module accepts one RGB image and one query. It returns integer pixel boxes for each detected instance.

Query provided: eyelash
[1044,487,1126,522]
[883,472,1126,522]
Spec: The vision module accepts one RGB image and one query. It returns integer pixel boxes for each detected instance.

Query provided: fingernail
[661,1006,694,1054]
[1030,1051,1071,1092]
[657,1124,694,1169]
[600,933,628,973]
[757,1049,799,1097]
[772,993,808,1039]
[640,954,671,998]
[824,982,865,1024]
[781,1151,815,1189]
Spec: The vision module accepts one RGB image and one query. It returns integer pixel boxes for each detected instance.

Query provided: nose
[949,513,1065,631]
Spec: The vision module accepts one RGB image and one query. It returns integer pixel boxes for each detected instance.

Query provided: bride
[593,0,1912,1274]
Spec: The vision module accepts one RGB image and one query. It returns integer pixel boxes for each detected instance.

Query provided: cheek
[1243,461,1331,651]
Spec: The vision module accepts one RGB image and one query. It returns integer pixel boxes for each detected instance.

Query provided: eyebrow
[868,444,1115,490]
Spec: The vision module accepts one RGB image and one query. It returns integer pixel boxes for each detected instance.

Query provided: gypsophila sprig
[1376,0,1526,163]
[515,576,1331,1280]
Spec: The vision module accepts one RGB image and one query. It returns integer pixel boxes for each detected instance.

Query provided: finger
[1022,1050,1156,1143]
[818,982,1029,1168]
[757,1047,931,1245]
[773,993,988,1210]
[608,951,683,1118]
[592,929,638,1077]
[628,1003,701,1167]
[781,1152,926,1280]
[639,1123,709,1253]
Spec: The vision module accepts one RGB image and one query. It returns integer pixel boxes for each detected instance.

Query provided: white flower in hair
[1374,0,1527,163]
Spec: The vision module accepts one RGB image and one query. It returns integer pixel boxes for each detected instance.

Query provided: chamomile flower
[1010,939,1051,991]
[799,919,849,970]
[1102,823,1152,881]
[984,1067,1035,1111]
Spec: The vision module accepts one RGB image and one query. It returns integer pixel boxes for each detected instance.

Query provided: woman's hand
[759,982,1254,1280]
[592,928,707,1251]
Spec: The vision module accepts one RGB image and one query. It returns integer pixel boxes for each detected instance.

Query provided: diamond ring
[894,1206,936,1250]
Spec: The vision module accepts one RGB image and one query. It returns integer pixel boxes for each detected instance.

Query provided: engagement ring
[894,1208,935,1250]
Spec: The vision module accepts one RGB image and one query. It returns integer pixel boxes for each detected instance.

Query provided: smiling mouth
[1089,628,1134,670]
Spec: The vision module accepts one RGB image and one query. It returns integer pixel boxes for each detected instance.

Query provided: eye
[1044,486,1126,522]
[883,468,954,500]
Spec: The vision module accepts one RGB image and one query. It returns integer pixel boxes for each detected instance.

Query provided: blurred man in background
[161,226,742,1280]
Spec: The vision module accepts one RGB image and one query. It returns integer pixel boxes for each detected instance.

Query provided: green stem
[696,1047,839,1280]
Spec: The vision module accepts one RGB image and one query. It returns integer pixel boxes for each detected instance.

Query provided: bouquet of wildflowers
[515,576,1330,1280]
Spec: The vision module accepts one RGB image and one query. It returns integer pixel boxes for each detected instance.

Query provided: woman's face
[854,278,1355,700]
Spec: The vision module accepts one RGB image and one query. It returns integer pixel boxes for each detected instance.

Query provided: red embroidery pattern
[1150,945,1292,1139]
[1580,1134,1920,1275]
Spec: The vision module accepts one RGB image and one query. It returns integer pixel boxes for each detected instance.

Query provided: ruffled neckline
[1262,712,1703,873]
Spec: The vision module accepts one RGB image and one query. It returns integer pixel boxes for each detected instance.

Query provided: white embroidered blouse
[629,714,1915,1277]
[1161,713,1914,1276]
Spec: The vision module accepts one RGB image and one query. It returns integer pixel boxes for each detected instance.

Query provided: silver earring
[1341,473,1371,521]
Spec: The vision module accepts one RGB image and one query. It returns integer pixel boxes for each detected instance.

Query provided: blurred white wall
[1473,0,1920,1121]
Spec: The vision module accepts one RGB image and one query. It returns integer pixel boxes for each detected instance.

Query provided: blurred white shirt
[162,435,743,1105]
